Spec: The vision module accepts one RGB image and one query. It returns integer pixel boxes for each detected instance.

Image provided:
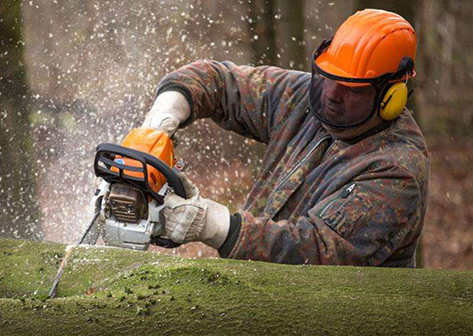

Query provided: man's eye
[349,87,363,94]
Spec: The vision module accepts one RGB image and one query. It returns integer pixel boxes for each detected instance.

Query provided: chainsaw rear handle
[94,143,186,248]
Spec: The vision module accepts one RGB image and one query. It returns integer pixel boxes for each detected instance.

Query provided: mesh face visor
[309,39,414,129]
[308,67,381,129]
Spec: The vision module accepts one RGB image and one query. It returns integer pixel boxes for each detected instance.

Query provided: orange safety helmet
[309,9,417,128]
[314,8,416,87]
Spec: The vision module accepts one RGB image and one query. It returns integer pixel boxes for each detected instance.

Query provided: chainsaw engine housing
[100,183,167,250]
[108,184,148,223]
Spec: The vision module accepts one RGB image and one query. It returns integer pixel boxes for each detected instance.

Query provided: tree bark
[277,0,306,70]
[1,238,472,336]
[0,0,41,239]
[247,0,277,65]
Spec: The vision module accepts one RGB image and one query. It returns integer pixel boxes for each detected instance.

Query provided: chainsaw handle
[95,143,187,199]
[94,143,186,249]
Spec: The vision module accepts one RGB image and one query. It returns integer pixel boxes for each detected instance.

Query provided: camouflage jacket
[157,60,430,267]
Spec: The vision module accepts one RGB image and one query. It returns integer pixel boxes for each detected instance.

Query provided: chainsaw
[49,129,182,298]
[80,129,186,250]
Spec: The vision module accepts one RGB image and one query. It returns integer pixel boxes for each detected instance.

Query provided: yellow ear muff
[379,82,408,120]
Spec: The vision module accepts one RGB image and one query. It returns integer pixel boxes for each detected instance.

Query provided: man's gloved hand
[163,173,230,249]
[142,91,191,137]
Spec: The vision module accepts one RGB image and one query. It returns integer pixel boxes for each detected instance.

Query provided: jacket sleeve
[226,166,423,266]
[156,60,311,144]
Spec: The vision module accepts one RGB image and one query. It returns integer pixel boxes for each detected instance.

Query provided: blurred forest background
[1,0,472,270]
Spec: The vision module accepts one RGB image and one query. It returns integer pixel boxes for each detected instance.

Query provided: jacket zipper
[267,135,331,212]
[318,183,356,217]
[322,139,339,160]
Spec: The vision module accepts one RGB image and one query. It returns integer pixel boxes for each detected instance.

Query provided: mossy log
[0,238,472,336]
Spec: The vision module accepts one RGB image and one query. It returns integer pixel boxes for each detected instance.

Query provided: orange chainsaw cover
[114,128,174,194]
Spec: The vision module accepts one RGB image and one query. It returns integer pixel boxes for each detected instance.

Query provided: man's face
[320,78,376,127]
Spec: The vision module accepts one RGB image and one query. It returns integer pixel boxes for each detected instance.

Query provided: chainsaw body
[87,140,186,251]
[91,180,168,250]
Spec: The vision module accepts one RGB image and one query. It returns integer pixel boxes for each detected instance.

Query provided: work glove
[141,91,191,137]
[163,173,230,249]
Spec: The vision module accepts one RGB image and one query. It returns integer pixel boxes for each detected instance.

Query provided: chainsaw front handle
[94,143,187,200]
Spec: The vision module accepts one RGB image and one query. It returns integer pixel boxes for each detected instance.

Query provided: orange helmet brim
[315,53,372,87]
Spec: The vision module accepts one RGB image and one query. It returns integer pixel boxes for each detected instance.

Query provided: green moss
[0,239,65,298]
[0,238,472,336]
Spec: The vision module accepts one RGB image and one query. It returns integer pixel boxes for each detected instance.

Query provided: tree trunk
[1,238,472,336]
[277,0,306,70]
[0,1,41,239]
[247,0,277,65]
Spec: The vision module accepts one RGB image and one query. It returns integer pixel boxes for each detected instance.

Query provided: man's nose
[325,80,343,103]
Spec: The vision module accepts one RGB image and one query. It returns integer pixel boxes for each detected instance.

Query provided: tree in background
[277,0,305,70]
[0,0,41,239]
[414,0,473,270]
[247,0,305,69]
[416,0,473,137]
[247,0,277,65]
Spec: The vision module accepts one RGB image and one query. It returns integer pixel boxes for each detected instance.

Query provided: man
[141,9,429,267]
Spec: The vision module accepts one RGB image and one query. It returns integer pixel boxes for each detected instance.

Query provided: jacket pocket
[317,184,372,238]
